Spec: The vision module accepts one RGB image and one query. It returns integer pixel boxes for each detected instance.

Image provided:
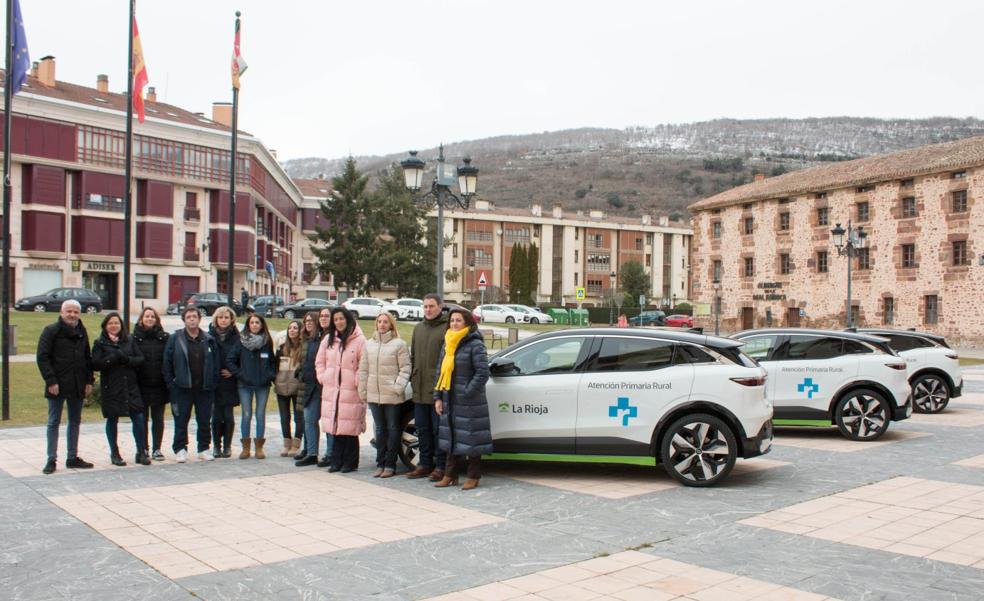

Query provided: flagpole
[122,0,135,329]
[2,0,15,421]
[226,11,240,302]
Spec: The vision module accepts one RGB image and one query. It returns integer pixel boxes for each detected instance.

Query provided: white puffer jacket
[358,330,411,405]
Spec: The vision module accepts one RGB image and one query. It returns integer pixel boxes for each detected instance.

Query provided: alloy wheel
[836,390,888,441]
[661,414,736,487]
[398,416,419,470]
[912,375,949,414]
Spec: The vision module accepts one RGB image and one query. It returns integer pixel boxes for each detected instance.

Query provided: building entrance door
[82,272,118,310]
[786,307,801,327]
[741,307,754,330]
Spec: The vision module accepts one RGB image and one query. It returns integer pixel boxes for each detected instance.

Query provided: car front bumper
[741,420,773,459]
[891,393,913,421]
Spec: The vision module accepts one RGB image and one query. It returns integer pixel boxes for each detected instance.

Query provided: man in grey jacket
[162,307,218,463]
[406,294,449,480]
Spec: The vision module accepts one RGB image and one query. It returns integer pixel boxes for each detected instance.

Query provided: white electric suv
[732,329,912,441]
[343,297,408,320]
[854,328,963,414]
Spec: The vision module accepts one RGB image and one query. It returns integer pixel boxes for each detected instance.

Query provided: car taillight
[945,353,958,360]
[731,376,766,386]
[885,362,907,370]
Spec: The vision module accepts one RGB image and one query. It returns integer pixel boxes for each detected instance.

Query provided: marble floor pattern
[907,406,984,427]
[771,427,930,452]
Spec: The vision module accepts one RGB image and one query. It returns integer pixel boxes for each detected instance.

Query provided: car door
[487,335,591,453]
[736,334,783,402]
[771,335,860,422]
[576,336,695,456]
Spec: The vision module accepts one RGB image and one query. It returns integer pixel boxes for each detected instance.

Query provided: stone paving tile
[739,477,984,570]
[952,453,984,469]
[772,428,930,452]
[420,551,843,600]
[951,391,984,405]
[488,459,790,499]
[907,407,984,427]
[47,470,503,579]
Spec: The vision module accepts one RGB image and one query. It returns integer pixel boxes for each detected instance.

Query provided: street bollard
[507,327,519,346]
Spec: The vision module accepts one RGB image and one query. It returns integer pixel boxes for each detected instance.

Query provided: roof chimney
[37,56,56,87]
[641,214,652,225]
[96,74,108,93]
[552,203,563,218]
[753,172,766,182]
[589,209,604,220]
[146,86,156,102]
[30,61,38,78]
[211,102,232,127]
[531,203,542,217]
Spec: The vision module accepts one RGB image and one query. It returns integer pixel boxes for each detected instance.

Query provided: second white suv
[855,328,963,414]
[392,298,424,321]
[343,297,408,320]
[732,329,912,441]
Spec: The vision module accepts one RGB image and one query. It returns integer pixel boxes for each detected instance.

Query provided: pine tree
[619,260,650,308]
[369,166,434,297]
[508,241,526,303]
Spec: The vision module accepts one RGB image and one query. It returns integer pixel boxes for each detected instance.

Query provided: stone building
[689,135,984,343]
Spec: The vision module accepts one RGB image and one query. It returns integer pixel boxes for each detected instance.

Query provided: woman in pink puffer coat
[316,307,366,472]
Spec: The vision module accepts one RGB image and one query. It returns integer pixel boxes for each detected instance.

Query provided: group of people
[38,294,493,489]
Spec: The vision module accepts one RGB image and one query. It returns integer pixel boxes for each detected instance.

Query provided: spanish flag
[132,15,149,122]
[231,13,247,89]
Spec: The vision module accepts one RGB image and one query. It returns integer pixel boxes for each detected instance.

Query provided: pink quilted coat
[317,326,367,436]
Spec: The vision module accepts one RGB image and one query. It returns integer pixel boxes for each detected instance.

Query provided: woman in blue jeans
[295,310,326,466]
[228,313,276,459]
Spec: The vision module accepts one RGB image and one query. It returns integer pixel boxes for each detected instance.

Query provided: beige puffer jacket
[358,330,411,405]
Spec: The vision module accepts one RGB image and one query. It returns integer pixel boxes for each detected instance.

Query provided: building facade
[689,135,984,343]
[2,57,304,314]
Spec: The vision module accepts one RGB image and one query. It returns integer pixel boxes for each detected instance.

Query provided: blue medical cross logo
[608,396,638,426]
[798,377,820,399]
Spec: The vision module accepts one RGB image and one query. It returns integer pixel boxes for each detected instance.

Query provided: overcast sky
[14,0,984,161]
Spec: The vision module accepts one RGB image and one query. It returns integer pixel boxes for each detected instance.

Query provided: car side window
[843,340,873,354]
[741,335,781,361]
[594,337,674,372]
[786,336,843,360]
[503,338,586,376]
[674,344,716,364]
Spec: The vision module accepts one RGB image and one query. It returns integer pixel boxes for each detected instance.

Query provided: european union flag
[10,0,30,95]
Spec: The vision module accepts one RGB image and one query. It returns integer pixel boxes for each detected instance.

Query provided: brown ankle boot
[280,437,291,457]
[239,438,252,460]
[428,469,446,482]
[406,466,432,479]
[462,478,480,490]
[433,476,458,488]
[291,437,302,456]
[255,438,266,459]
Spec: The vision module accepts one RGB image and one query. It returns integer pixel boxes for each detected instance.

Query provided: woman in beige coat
[358,312,410,477]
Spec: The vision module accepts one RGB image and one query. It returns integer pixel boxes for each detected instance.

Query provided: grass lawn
[0,311,109,357]
[960,357,984,367]
[0,363,104,428]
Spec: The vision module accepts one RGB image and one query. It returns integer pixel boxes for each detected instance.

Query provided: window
[953,240,969,266]
[646,233,654,245]
[504,227,530,244]
[574,250,579,262]
[925,295,939,325]
[952,170,966,179]
[593,337,674,372]
[885,334,934,352]
[466,230,493,242]
[645,254,651,267]
[712,260,722,282]
[586,279,602,294]
[743,216,754,235]
[634,237,643,251]
[587,233,604,248]
[816,250,828,273]
[786,336,844,360]
[856,202,870,222]
[883,297,894,325]
[135,274,156,299]
[902,244,916,268]
[743,257,754,278]
[952,189,968,213]
[779,212,790,231]
[741,335,781,361]
[185,191,197,208]
[900,179,914,188]
[816,207,828,226]
[780,253,792,275]
[675,345,716,364]
[857,185,875,193]
[711,221,721,239]
[902,197,917,218]
[503,337,587,376]
[856,247,870,270]
[586,253,612,272]
[842,340,873,355]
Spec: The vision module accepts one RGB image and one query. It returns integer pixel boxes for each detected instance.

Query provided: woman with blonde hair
[275,320,306,457]
[209,306,240,458]
[359,312,410,477]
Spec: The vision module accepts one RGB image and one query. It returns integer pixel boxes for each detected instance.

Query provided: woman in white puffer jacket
[358,312,410,477]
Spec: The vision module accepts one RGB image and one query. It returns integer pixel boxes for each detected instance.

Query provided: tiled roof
[292,178,333,198]
[689,134,984,211]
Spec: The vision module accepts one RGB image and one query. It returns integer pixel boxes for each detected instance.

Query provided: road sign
[478,271,489,289]
[575,287,586,301]
[638,295,645,306]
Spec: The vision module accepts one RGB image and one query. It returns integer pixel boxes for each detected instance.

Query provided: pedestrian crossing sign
[575,287,586,300]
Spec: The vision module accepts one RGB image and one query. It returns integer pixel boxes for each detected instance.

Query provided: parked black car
[275,298,334,319]
[15,287,103,313]
[247,295,284,317]
[184,292,246,316]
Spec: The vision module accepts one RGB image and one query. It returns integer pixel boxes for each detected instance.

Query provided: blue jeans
[414,403,446,470]
[303,396,321,456]
[171,388,213,453]
[106,411,147,456]
[239,385,270,439]
[369,403,402,469]
[46,396,84,461]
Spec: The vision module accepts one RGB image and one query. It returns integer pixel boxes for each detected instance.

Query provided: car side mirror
[489,357,516,376]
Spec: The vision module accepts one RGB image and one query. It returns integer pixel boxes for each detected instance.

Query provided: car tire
[284,310,296,319]
[33,303,46,312]
[660,413,737,487]
[911,374,950,414]
[349,310,359,319]
[398,413,419,470]
[530,317,539,324]
[84,305,99,314]
[834,389,890,441]
[505,316,515,324]
[389,310,399,320]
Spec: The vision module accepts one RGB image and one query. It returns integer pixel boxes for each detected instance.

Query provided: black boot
[110,447,126,467]
[212,422,223,458]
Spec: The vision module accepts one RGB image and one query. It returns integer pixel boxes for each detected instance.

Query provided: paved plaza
[2,376,984,600]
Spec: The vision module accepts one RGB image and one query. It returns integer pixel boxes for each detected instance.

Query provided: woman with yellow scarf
[433,306,492,490]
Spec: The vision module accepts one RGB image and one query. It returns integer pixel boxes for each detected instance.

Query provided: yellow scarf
[435,327,470,391]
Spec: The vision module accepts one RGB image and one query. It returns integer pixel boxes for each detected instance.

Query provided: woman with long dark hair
[131,307,169,461]
[229,313,276,459]
[296,309,329,466]
[92,312,149,466]
[275,320,305,457]
[316,307,366,472]
[209,306,240,458]
[433,306,491,490]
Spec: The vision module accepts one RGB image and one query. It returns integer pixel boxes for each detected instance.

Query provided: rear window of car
[594,337,674,372]
[886,334,934,352]
[674,345,716,364]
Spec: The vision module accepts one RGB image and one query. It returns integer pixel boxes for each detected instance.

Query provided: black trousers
[212,404,235,449]
[144,403,166,452]
[330,435,360,470]
[445,454,481,480]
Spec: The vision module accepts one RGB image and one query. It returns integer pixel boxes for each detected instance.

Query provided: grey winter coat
[434,328,492,457]
[358,330,410,405]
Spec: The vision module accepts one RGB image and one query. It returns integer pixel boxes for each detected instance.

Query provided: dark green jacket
[410,312,448,404]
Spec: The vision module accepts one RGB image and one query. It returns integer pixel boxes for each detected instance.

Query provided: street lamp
[712,279,722,336]
[609,271,617,325]
[400,145,478,297]
[831,220,868,328]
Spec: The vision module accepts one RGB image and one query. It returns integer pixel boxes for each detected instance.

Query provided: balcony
[75,193,124,213]
[183,249,200,262]
[184,207,200,221]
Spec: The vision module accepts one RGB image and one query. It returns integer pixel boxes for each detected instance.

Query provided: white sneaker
[199,450,214,462]
[176,449,188,463]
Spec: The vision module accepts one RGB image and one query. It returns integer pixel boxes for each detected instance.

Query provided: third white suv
[343,297,408,320]
[732,329,912,441]
[854,328,963,414]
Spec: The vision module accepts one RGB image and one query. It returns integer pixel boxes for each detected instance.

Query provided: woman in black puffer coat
[209,306,241,458]
[91,312,149,467]
[131,307,169,461]
[433,306,491,491]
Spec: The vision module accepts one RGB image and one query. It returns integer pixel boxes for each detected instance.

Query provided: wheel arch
[650,401,748,461]
[909,368,954,395]
[826,380,895,419]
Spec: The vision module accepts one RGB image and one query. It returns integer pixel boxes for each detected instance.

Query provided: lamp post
[609,271,617,325]
[712,279,722,336]
[830,220,868,328]
[400,145,478,297]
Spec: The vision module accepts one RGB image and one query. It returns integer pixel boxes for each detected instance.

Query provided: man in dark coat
[37,300,94,474]
[406,293,449,480]
[240,287,249,311]
[162,307,219,463]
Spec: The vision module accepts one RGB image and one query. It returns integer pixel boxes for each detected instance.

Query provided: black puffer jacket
[209,324,241,406]
[434,328,492,457]
[227,331,276,388]
[92,333,145,418]
[131,324,169,406]
[36,318,93,400]
[300,334,323,407]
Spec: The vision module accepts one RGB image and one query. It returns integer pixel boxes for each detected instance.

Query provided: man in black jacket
[37,300,94,474]
[162,307,219,463]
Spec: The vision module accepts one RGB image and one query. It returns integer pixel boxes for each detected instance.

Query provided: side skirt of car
[483,453,657,467]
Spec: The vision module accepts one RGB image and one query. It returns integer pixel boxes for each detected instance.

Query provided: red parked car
[664,314,694,328]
